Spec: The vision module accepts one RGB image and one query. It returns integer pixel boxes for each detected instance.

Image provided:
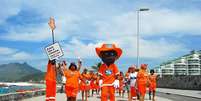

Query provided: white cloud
[95,8,201,39]
[11,51,32,60]
[0,0,197,60]
[61,38,99,58]
[0,47,17,55]
[1,15,80,41]
[0,1,22,24]
[58,37,186,59]
[0,47,40,61]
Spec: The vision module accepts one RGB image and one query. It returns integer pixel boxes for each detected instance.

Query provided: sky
[0,0,201,72]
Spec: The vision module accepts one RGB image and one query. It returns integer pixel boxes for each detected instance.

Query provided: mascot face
[100,50,117,66]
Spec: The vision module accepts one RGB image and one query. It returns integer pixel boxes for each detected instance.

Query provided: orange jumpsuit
[92,75,99,90]
[98,64,119,101]
[45,62,56,101]
[137,70,149,96]
[80,73,90,91]
[149,74,157,92]
[90,74,96,90]
[95,77,100,90]
[64,70,81,97]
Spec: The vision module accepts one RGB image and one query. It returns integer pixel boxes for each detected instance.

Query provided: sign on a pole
[45,42,64,60]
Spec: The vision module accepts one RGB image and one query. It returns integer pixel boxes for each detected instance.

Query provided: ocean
[0,84,44,94]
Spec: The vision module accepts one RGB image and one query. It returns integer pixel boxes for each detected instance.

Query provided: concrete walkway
[157,88,201,99]
[23,92,172,101]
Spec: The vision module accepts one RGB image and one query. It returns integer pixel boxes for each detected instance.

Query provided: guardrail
[0,89,45,101]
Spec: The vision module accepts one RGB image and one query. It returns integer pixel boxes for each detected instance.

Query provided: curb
[158,91,201,99]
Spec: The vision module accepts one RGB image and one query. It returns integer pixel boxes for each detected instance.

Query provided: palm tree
[91,62,102,71]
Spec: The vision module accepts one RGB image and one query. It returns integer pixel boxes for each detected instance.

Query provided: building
[155,50,201,76]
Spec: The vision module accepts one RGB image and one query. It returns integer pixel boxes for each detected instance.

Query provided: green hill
[0,62,44,82]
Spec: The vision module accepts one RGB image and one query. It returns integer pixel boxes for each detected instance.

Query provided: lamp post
[137,8,149,68]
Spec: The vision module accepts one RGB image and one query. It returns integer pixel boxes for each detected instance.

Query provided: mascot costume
[96,44,122,101]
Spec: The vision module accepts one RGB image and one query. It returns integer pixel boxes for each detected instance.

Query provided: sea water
[0,85,44,94]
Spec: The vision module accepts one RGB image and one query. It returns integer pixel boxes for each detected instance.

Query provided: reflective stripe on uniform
[46,97,56,100]
[101,83,114,87]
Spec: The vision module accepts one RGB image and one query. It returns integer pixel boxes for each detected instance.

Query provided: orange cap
[95,44,122,59]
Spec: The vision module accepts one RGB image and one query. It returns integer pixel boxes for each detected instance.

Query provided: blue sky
[0,0,201,72]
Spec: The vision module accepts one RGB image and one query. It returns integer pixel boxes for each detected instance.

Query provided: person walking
[137,64,149,101]
[63,59,82,101]
[45,60,57,101]
[148,69,158,101]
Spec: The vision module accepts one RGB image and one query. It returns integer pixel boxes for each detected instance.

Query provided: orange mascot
[96,44,122,101]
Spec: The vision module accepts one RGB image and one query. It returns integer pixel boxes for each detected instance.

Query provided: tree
[91,62,102,71]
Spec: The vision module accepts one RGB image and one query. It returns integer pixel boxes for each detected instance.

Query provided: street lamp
[137,8,149,68]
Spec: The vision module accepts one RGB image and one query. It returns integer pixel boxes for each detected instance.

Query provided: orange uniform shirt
[64,70,81,88]
[137,70,149,85]
[149,74,157,84]
[45,62,56,81]
[98,64,119,86]
[80,73,90,85]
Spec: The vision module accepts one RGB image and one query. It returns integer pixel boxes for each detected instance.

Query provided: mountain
[0,62,44,82]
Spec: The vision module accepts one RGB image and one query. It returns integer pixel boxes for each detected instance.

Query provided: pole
[137,10,140,68]
[136,8,149,68]
[52,29,55,44]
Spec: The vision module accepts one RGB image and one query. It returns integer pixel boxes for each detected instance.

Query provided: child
[63,59,82,101]
[149,69,158,101]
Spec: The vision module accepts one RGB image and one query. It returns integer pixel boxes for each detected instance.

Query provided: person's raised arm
[77,58,82,71]
[62,61,68,72]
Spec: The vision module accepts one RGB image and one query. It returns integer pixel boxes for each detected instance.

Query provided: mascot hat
[95,44,122,59]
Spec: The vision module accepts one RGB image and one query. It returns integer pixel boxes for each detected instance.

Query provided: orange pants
[65,86,79,97]
[130,87,137,97]
[138,83,146,96]
[101,86,115,101]
[149,83,156,92]
[46,80,56,101]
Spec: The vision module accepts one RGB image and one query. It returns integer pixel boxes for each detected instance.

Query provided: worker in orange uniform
[63,59,82,101]
[94,73,100,95]
[80,68,90,101]
[96,44,122,101]
[148,69,158,101]
[45,60,57,101]
[137,64,149,101]
[89,71,96,97]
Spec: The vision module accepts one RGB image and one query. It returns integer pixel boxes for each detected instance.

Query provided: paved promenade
[157,88,201,99]
[23,88,201,101]
[23,92,172,101]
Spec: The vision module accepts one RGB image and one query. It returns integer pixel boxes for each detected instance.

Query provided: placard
[45,42,64,60]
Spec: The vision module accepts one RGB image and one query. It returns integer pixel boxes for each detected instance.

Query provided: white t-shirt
[62,76,66,84]
[99,79,103,87]
[129,72,137,87]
